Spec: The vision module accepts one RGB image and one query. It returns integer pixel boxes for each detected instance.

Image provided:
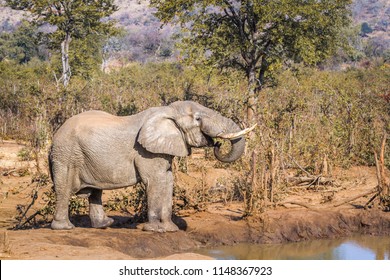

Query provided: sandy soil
[0,140,389,260]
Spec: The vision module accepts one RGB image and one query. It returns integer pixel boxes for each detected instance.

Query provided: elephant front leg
[89,189,114,229]
[142,170,179,232]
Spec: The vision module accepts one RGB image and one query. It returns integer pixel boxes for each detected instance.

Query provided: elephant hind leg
[51,163,76,230]
[51,218,75,230]
[51,193,75,229]
[89,189,114,229]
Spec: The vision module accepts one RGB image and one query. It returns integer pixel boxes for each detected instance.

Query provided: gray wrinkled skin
[49,101,246,232]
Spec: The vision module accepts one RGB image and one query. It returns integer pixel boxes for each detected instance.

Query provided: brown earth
[0,140,389,260]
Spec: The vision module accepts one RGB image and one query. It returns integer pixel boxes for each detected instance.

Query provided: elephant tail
[48,145,54,183]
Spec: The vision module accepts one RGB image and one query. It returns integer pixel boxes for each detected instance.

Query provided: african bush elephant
[49,101,255,232]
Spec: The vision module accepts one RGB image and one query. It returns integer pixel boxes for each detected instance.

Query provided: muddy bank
[185,209,390,247]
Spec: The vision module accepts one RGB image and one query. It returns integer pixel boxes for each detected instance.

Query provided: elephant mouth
[203,133,215,147]
[203,134,232,153]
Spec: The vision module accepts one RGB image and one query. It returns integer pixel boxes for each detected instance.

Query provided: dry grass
[0,231,11,258]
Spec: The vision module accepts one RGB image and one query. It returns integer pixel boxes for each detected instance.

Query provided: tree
[360,22,373,36]
[0,20,45,63]
[151,0,352,123]
[5,0,118,87]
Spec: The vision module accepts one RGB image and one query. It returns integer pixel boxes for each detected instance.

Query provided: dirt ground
[0,140,389,260]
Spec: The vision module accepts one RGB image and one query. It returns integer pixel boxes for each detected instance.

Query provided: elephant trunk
[202,115,253,163]
[214,136,246,163]
[214,123,256,163]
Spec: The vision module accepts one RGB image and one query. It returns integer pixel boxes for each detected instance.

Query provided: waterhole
[196,235,390,260]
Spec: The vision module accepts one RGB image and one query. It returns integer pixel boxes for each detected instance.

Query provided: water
[196,235,390,260]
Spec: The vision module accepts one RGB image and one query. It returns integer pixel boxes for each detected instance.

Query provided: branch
[14,189,39,229]
[228,57,248,72]
[279,200,316,210]
[245,0,257,36]
[286,176,334,186]
[364,193,379,209]
[222,0,249,42]
[288,155,312,176]
[333,188,377,207]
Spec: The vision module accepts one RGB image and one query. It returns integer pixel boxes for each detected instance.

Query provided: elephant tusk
[216,123,257,140]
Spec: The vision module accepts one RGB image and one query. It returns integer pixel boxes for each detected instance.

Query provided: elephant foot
[143,221,179,233]
[91,217,114,229]
[51,219,75,230]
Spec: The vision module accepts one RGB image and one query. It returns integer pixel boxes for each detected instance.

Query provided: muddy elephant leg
[142,169,179,232]
[51,190,75,230]
[51,166,75,230]
[89,189,114,229]
[160,170,179,231]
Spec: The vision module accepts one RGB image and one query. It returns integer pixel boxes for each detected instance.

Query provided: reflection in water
[197,235,390,260]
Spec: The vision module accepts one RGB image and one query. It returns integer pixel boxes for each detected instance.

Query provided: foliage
[17,147,35,161]
[4,0,118,37]
[5,0,119,86]
[0,20,46,63]
[151,0,352,121]
[56,34,107,79]
[104,185,148,222]
[261,66,389,167]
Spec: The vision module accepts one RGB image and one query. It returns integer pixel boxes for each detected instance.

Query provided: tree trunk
[101,57,108,73]
[246,56,267,125]
[61,33,72,87]
[375,132,390,201]
[246,67,258,125]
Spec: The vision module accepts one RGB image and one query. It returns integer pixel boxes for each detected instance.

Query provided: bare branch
[333,188,377,207]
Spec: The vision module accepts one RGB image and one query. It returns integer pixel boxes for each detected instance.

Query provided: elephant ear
[137,111,189,157]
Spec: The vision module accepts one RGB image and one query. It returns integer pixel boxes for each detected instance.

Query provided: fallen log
[286,176,334,186]
[279,200,317,210]
[1,169,17,176]
[333,188,377,207]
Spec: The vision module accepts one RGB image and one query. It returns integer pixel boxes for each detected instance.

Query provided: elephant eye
[194,114,201,122]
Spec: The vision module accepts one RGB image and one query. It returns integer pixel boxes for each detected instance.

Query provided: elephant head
[137,101,255,162]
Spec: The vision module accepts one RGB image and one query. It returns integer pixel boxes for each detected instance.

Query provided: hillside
[1,0,389,32]
[352,0,389,53]
[352,0,389,26]
[1,0,388,28]
[0,0,155,31]
[0,0,389,60]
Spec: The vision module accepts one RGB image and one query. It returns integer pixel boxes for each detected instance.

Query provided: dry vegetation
[0,60,389,229]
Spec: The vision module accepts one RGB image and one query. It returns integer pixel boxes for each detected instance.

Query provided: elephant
[49,101,255,232]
